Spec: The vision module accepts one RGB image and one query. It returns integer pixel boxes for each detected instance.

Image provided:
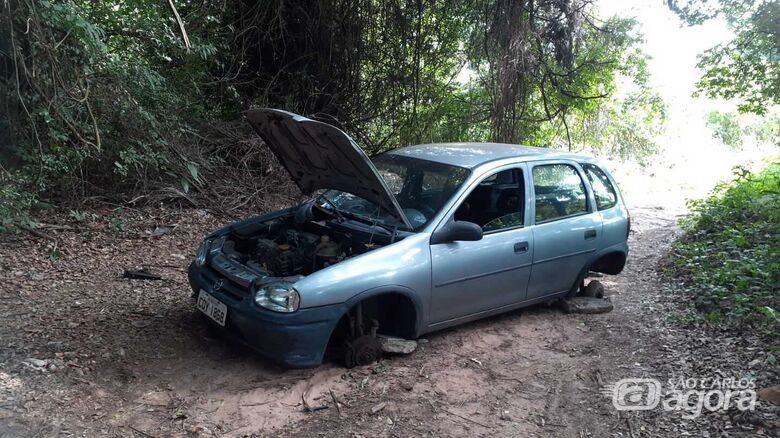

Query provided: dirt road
[0,197,776,436]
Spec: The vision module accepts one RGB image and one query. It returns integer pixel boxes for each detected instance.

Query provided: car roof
[385,142,593,168]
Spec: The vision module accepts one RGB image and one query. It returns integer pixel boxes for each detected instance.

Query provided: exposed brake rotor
[344,335,382,368]
[343,302,381,368]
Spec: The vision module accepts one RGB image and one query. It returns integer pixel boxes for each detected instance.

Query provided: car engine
[221,214,385,278]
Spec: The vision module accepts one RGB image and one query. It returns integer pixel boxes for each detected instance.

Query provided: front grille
[210,253,258,287]
[200,264,248,301]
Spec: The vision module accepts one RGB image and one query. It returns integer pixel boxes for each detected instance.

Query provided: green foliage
[490,14,667,159]
[68,210,98,222]
[667,160,780,338]
[572,89,666,160]
[109,208,127,232]
[0,179,37,232]
[2,0,229,228]
[745,112,780,145]
[705,111,744,147]
[462,7,663,151]
[704,110,780,147]
[2,0,666,228]
[48,245,64,261]
[231,0,664,153]
[668,0,780,115]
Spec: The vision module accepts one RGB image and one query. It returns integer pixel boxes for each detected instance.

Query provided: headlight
[254,282,300,313]
[195,240,211,267]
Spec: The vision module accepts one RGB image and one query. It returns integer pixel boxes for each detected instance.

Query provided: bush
[0,0,231,229]
[705,111,744,147]
[666,160,780,339]
[0,180,37,232]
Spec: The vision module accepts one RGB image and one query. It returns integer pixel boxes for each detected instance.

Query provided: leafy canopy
[2,0,665,228]
[667,0,780,115]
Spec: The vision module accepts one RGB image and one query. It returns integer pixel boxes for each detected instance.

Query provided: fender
[337,284,426,338]
[567,243,629,298]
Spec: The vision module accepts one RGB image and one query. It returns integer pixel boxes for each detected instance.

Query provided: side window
[454,168,524,232]
[582,164,618,210]
[533,164,588,223]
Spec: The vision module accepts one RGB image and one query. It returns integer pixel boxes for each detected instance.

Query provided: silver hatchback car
[188,109,630,368]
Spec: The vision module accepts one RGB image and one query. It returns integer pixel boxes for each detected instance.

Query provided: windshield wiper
[315,193,347,222]
[369,220,399,242]
[315,193,405,239]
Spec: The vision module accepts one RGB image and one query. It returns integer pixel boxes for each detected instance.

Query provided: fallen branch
[128,425,155,437]
[36,223,74,230]
[441,407,492,429]
[423,395,491,429]
[371,402,386,414]
[167,0,190,50]
[141,263,186,271]
[21,226,58,242]
[626,419,637,438]
[240,400,274,407]
[329,390,342,417]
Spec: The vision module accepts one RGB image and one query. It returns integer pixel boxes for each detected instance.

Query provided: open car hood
[245,109,412,229]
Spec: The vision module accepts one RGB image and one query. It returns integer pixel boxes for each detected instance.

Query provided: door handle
[584,229,597,240]
[513,241,529,253]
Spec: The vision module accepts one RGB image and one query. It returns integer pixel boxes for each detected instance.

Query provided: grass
[665,159,780,341]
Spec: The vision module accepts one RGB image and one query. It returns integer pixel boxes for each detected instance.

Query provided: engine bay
[219,213,387,278]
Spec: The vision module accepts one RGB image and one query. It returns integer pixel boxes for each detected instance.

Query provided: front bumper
[188,262,345,368]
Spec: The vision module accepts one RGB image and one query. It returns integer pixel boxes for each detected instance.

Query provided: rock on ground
[561,296,614,314]
[378,335,418,354]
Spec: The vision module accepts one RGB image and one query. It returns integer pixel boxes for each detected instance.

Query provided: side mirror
[430,221,483,245]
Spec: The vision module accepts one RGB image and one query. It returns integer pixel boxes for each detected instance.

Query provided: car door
[527,161,602,299]
[581,163,627,248]
[429,165,534,324]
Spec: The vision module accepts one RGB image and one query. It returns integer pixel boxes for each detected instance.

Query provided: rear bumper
[188,262,345,368]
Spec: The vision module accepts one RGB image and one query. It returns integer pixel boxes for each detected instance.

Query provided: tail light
[626,209,631,239]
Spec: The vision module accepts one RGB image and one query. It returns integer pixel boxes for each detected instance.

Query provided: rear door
[581,163,627,248]
[527,161,601,299]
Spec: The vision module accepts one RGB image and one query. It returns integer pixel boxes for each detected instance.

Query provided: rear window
[532,164,588,223]
[582,164,618,210]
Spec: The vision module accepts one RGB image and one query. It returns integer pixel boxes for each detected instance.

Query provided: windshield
[316,154,470,231]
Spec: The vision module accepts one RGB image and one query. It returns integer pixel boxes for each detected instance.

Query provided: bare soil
[0,200,777,437]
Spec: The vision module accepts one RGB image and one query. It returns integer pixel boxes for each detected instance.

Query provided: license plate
[197,290,227,326]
